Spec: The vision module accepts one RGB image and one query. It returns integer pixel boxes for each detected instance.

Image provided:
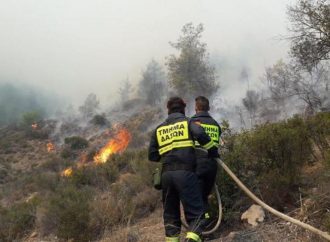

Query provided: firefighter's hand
[208,147,220,158]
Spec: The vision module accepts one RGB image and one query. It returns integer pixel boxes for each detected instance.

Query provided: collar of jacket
[192,111,210,118]
[166,112,186,122]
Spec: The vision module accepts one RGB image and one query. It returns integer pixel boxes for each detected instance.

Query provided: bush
[89,194,123,237]
[41,185,92,241]
[68,162,119,189]
[324,213,330,232]
[0,198,39,241]
[306,112,330,161]
[64,136,88,150]
[218,115,313,212]
[21,111,42,128]
[60,147,77,159]
[90,114,109,126]
[40,156,73,173]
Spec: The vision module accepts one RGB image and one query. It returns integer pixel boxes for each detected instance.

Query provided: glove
[208,146,220,158]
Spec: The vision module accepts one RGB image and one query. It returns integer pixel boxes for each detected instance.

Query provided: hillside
[0,110,329,242]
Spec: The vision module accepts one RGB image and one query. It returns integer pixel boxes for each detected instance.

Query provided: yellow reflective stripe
[195,140,219,148]
[202,140,214,150]
[165,237,179,242]
[159,140,194,155]
[201,123,220,142]
[186,232,201,242]
[156,121,189,146]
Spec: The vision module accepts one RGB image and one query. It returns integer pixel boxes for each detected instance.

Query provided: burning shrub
[21,111,42,127]
[64,136,88,150]
[41,185,93,241]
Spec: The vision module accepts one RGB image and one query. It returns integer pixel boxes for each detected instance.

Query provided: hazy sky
[0,0,294,106]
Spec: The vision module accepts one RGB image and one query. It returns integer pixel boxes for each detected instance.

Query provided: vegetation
[79,93,100,118]
[41,185,92,241]
[166,23,218,101]
[0,198,39,241]
[64,136,89,150]
[138,59,167,105]
[0,83,60,126]
[0,131,159,242]
[288,0,330,70]
[91,114,109,126]
[0,2,329,240]
[217,112,330,223]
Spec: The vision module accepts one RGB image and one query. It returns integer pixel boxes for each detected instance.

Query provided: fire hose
[181,184,222,235]
[182,158,330,241]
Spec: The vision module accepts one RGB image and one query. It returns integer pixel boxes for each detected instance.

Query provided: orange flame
[94,128,131,164]
[47,142,55,152]
[31,123,38,129]
[61,167,73,177]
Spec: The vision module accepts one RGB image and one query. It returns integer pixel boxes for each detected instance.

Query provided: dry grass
[100,209,164,242]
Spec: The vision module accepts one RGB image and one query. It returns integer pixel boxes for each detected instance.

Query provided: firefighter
[148,97,219,242]
[191,96,221,223]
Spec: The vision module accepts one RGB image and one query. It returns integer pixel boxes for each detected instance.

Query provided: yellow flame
[61,167,73,177]
[47,142,55,152]
[60,127,131,177]
[94,128,131,164]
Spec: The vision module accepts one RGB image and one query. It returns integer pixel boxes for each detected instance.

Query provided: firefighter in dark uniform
[191,96,221,221]
[148,97,219,242]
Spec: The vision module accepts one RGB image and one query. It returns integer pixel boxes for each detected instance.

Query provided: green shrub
[42,185,92,241]
[60,147,77,159]
[0,198,39,241]
[324,213,330,232]
[68,162,119,189]
[306,112,330,161]
[218,115,313,212]
[40,156,73,173]
[21,111,42,127]
[32,172,61,192]
[90,114,109,126]
[64,136,88,149]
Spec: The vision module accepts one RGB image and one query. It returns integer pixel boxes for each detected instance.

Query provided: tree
[242,90,260,127]
[118,79,133,103]
[79,93,99,118]
[291,64,330,114]
[240,66,250,90]
[265,60,299,118]
[138,60,166,105]
[287,0,330,70]
[166,23,218,100]
[21,111,42,127]
[265,60,330,115]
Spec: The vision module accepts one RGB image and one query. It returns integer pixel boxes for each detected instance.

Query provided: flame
[94,128,131,164]
[31,123,38,129]
[60,127,131,177]
[47,142,55,152]
[61,167,73,177]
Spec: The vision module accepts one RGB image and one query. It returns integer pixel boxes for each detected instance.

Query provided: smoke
[0,0,290,108]
[0,82,65,125]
